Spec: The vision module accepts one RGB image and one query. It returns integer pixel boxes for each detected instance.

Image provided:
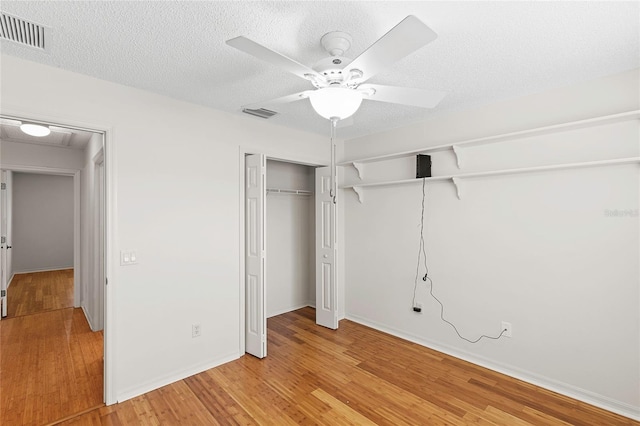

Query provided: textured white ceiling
[0,119,93,150]
[1,1,638,139]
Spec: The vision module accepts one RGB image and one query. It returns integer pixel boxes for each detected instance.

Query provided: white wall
[266,160,315,317]
[1,140,85,303]
[12,172,74,273]
[0,140,84,170]
[341,69,640,419]
[80,133,104,330]
[0,55,329,402]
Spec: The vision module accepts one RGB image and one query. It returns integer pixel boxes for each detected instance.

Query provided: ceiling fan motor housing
[312,56,353,84]
[320,31,353,56]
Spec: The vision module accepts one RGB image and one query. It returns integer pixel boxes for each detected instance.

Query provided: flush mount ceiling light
[20,123,51,137]
[308,86,363,120]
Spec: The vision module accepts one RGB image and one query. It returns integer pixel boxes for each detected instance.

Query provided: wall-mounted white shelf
[341,157,640,203]
[339,110,640,179]
[266,188,313,196]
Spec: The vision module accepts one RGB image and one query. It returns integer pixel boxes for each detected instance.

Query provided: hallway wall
[12,172,74,273]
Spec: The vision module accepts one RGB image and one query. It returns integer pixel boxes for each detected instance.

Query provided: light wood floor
[1,269,104,426]
[58,307,636,426]
[6,269,74,318]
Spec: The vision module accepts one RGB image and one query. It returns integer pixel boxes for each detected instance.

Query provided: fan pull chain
[330,117,338,204]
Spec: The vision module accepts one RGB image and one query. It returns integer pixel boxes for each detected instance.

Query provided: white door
[1,171,7,318]
[94,157,105,330]
[245,154,267,358]
[315,167,338,329]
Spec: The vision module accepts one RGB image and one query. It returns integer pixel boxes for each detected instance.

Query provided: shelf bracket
[352,162,365,180]
[351,186,364,203]
[452,145,463,169]
[452,177,462,200]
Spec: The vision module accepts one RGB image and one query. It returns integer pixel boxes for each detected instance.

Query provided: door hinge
[105,277,108,285]
[1,290,5,297]
[1,236,5,244]
[0,183,5,190]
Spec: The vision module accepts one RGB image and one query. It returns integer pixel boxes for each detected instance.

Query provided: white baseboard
[116,352,240,403]
[7,273,15,288]
[346,314,640,422]
[13,266,74,274]
[81,305,96,331]
[267,303,311,318]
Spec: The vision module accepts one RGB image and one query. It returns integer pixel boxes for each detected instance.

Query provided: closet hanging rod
[266,188,313,196]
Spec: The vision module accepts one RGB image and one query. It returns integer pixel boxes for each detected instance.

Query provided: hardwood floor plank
[327,377,461,425]
[43,404,105,426]
[55,307,639,425]
[184,373,257,425]
[6,269,74,318]
[311,388,378,425]
[481,405,535,426]
[1,306,103,426]
[519,406,575,426]
[463,411,501,425]
[146,381,218,425]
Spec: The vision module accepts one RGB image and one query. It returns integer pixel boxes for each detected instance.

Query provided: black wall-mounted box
[416,154,432,178]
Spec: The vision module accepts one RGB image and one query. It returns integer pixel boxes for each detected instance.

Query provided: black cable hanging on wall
[412,178,507,344]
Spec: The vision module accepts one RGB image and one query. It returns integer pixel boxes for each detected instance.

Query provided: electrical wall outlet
[192,323,201,338]
[501,321,512,338]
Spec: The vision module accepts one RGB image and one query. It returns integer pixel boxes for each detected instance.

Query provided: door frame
[0,165,81,307]
[0,108,116,405]
[0,169,9,318]
[92,149,106,332]
[238,147,326,355]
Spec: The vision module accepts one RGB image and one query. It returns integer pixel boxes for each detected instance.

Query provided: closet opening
[242,153,338,359]
[265,159,315,319]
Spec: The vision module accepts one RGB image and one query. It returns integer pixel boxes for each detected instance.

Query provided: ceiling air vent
[242,108,278,119]
[0,12,48,51]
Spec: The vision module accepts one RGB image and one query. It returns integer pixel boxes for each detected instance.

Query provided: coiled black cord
[412,178,506,344]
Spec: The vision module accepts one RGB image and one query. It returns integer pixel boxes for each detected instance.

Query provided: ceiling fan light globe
[20,123,51,137]
[309,87,362,120]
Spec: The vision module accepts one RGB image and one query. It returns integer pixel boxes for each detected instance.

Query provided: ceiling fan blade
[359,84,446,108]
[243,90,313,110]
[227,36,325,83]
[347,15,437,84]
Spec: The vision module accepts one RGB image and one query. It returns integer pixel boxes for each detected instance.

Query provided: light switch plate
[120,250,138,265]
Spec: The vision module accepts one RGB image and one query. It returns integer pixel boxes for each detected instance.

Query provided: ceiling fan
[226,15,446,121]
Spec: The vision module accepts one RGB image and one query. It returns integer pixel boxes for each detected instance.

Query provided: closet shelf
[338,110,640,178]
[341,157,640,203]
[266,188,313,196]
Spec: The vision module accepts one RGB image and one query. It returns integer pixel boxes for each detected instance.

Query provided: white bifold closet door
[245,154,267,358]
[315,166,338,329]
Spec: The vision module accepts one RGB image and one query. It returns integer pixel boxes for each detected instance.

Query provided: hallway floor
[6,269,74,318]
[0,270,104,426]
